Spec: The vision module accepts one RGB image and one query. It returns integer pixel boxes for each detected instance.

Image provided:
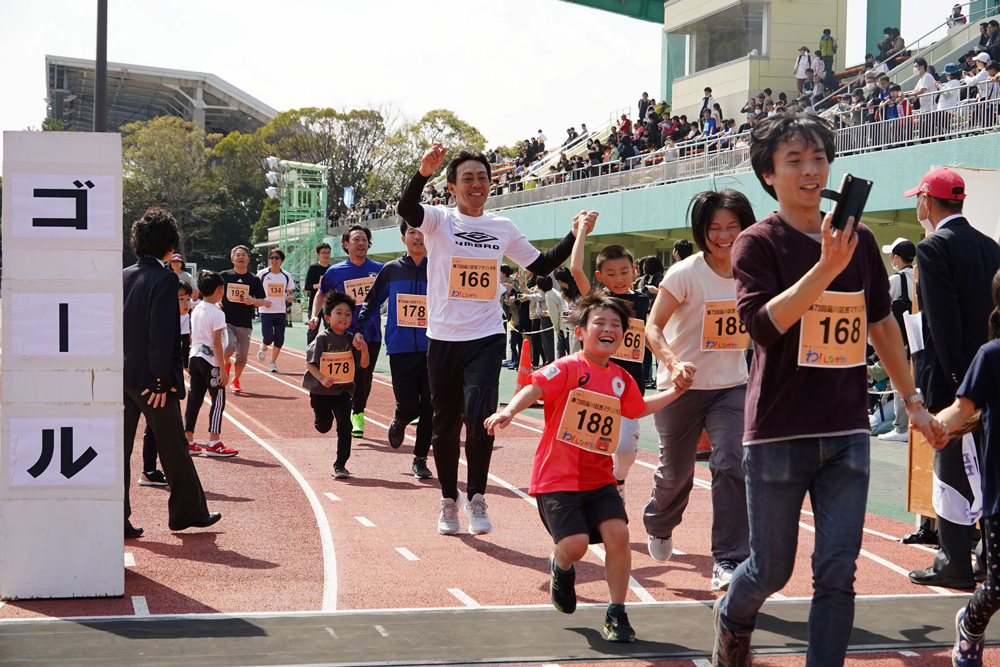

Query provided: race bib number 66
[798,290,867,368]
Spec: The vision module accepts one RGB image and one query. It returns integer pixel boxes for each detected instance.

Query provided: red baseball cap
[903,167,966,200]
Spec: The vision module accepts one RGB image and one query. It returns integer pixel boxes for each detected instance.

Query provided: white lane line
[800,509,938,554]
[124,553,135,567]
[195,378,338,611]
[458,457,536,506]
[898,650,919,657]
[672,548,686,556]
[325,627,337,639]
[768,592,787,600]
[395,547,420,561]
[448,588,482,608]
[693,660,713,667]
[373,624,389,637]
[355,516,376,527]
[131,596,149,616]
[796,521,952,596]
[324,492,341,502]
[541,663,562,667]
[588,545,656,603]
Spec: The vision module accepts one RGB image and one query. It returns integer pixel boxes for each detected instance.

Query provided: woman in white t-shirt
[255,248,296,372]
[642,190,756,592]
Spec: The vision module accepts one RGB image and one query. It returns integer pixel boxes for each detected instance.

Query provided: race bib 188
[449,257,498,301]
[556,388,621,455]
[701,299,750,351]
[797,290,867,368]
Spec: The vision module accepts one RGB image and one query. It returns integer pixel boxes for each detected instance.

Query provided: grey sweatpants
[642,384,750,562]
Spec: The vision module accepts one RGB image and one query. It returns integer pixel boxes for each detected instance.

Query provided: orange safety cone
[515,338,533,393]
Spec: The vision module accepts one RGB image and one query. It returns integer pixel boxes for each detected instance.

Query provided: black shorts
[536,483,628,545]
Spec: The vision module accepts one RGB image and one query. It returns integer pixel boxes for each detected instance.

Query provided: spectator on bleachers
[712,103,724,124]
[619,114,632,136]
[618,134,637,167]
[811,50,826,77]
[911,57,937,112]
[937,64,964,109]
[977,22,991,51]
[886,28,906,66]
[639,92,651,121]
[563,127,578,146]
[645,99,659,122]
[962,51,978,73]
[580,123,589,137]
[986,21,1000,61]
[699,87,716,118]
[737,110,756,134]
[947,4,967,28]
[794,46,812,93]
[819,28,838,73]
[809,71,827,108]
[877,27,895,60]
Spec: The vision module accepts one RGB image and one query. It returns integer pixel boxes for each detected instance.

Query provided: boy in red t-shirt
[486,292,683,642]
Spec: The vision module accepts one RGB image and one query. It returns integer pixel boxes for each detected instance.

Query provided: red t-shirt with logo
[528,352,645,495]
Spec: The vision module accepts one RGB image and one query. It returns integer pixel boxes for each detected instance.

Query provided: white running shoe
[438,496,461,535]
[269,362,278,373]
[647,534,673,563]
[464,493,493,535]
[877,430,908,442]
[256,346,267,362]
[711,559,738,591]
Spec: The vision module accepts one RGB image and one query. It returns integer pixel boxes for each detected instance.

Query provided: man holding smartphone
[712,110,941,666]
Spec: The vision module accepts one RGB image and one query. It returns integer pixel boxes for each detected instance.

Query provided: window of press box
[669,2,769,77]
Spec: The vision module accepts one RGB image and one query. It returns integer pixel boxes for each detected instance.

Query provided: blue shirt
[958,339,1000,517]
[355,255,428,355]
[320,258,385,343]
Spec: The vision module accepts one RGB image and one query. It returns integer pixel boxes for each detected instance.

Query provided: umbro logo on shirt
[454,231,500,249]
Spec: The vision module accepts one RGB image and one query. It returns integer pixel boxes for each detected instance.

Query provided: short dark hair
[315,242,331,254]
[323,291,357,317]
[341,224,372,249]
[989,60,1000,72]
[500,264,514,277]
[642,255,664,276]
[536,275,553,292]
[990,19,999,28]
[928,195,964,213]
[398,218,410,236]
[823,28,831,35]
[129,206,179,259]
[914,57,928,69]
[688,190,757,254]
[673,239,694,260]
[704,87,713,93]
[446,150,492,184]
[178,280,193,296]
[268,248,286,261]
[196,269,224,297]
[571,291,635,330]
[595,244,635,271]
[749,110,836,200]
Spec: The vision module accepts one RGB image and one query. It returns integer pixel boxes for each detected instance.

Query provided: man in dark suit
[905,169,1000,588]
[123,207,220,538]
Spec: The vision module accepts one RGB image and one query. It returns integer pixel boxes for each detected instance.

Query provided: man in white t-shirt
[255,248,296,373]
[793,46,811,94]
[397,143,595,536]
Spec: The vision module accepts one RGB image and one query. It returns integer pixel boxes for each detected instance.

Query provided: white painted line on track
[672,548,686,556]
[769,592,787,600]
[459,457,536,506]
[898,650,919,657]
[796,521,952,596]
[324,492,341,502]
[131,596,149,616]
[325,627,337,639]
[395,547,420,561]
[355,516,376,527]
[693,660,713,667]
[588,545,656,603]
[193,376,339,612]
[541,663,562,667]
[124,553,135,567]
[373,624,389,637]
[448,588,482,608]
[800,509,938,554]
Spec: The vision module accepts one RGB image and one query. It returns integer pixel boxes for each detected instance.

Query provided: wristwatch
[902,389,924,406]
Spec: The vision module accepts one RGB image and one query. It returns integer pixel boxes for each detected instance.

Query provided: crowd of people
[122,98,1000,664]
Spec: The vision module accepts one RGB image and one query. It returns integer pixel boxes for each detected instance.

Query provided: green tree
[401,109,488,180]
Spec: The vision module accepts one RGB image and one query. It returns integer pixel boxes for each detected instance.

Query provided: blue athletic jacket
[355,255,428,355]
[320,258,384,343]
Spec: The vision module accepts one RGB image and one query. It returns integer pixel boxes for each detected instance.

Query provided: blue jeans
[719,433,870,666]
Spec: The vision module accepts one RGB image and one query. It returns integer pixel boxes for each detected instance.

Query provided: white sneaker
[256,346,267,362]
[647,534,673,563]
[269,362,278,373]
[438,496,460,535]
[711,559,738,591]
[464,493,493,535]
[877,430,908,442]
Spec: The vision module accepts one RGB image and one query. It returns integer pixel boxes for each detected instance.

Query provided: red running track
[0,342,989,664]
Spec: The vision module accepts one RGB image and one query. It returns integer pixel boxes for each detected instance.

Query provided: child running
[304,292,370,478]
[185,270,238,458]
[485,292,683,642]
[929,268,1000,667]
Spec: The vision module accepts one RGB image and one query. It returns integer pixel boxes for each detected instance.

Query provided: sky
[0,0,967,171]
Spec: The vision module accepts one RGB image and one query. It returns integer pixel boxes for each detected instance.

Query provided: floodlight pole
[94,0,108,132]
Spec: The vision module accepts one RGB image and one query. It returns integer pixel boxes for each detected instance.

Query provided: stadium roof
[558,0,664,24]
[46,55,278,135]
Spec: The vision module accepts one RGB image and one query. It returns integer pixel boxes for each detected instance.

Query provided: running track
[0,337,995,665]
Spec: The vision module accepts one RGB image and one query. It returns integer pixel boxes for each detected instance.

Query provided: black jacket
[123,256,185,398]
[914,217,1000,410]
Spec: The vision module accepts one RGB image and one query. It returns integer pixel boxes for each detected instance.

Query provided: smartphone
[823,174,872,233]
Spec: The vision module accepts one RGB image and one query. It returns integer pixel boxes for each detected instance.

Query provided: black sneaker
[548,553,576,614]
[387,419,405,450]
[138,470,168,487]
[412,457,433,479]
[604,604,635,642]
[902,524,939,546]
[712,596,752,666]
[333,465,352,479]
